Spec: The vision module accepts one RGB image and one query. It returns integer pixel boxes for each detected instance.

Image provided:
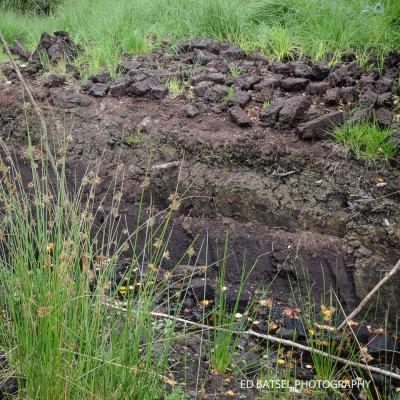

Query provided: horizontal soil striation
[1,33,400,322]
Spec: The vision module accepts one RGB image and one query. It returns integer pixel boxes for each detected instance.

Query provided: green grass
[228,62,243,77]
[1,0,400,72]
[287,263,380,400]
[333,118,398,164]
[223,86,235,101]
[257,24,298,62]
[1,0,61,14]
[208,233,254,374]
[126,129,143,146]
[0,122,192,398]
[165,76,185,97]
[258,341,300,400]
[262,98,275,109]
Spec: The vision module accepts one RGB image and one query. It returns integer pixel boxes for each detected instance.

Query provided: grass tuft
[1,0,400,71]
[165,77,185,97]
[0,121,186,398]
[2,0,61,14]
[332,119,398,164]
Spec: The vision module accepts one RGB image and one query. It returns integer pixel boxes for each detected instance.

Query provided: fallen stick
[271,170,297,178]
[152,161,181,170]
[0,30,58,177]
[338,259,400,331]
[102,301,400,382]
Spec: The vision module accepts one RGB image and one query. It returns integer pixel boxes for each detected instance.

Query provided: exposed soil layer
[1,32,400,327]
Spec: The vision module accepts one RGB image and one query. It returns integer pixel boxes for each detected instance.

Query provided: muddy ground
[1,31,400,398]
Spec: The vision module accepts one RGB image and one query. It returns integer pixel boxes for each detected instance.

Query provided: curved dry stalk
[0,30,58,177]
[338,259,400,331]
[101,301,400,382]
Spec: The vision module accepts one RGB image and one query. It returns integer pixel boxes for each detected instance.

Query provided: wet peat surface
[1,32,400,398]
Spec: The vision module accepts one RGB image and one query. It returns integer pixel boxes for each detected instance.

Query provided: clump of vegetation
[2,0,60,14]
[127,128,143,145]
[208,234,251,373]
[165,77,185,97]
[228,62,243,77]
[262,97,275,109]
[1,0,400,70]
[257,24,298,61]
[223,86,235,101]
[332,119,398,164]
[0,127,187,398]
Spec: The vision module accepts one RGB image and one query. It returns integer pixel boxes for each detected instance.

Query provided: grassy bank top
[1,0,400,74]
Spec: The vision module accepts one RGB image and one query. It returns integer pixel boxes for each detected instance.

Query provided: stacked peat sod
[2,33,399,146]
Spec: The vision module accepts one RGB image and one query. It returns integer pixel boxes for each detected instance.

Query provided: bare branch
[338,259,400,331]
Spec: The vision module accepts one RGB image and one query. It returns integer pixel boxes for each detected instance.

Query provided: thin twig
[152,161,181,170]
[101,301,400,382]
[271,170,297,177]
[338,259,400,331]
[0,30,58,176]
